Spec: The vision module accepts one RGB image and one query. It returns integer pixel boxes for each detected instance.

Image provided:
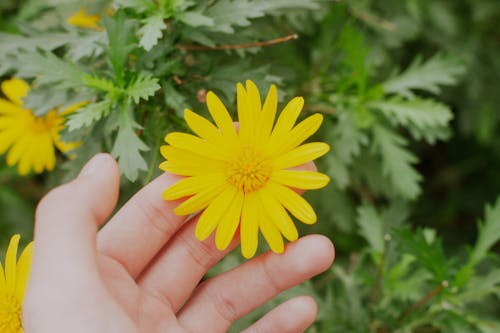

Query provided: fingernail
[79,153,109,177]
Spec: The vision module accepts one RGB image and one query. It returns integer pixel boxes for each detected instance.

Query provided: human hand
[23,153,334,333]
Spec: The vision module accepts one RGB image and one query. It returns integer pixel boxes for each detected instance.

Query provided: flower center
[27,111,59,134]
[227,147,272,193]
[0,293,22,332]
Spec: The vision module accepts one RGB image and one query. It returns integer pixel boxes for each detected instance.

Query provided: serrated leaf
[114,0,155,13]
[16,50,86,90]
[139,14,166,51]
[331,112,369,164]
[66,100,112,131]
[103,12,136,86]
[383,53,466,97]
[393,228,448,281]
[111,109,149,181]
[126,74,160,104]
[371,96,453,142]
[356,204,385,253]
[163,81,187,111]
[178,11,215,27]
[373,124,422,199]
[205,0,320,33]
[469,197,500,266]
[83,74,118,94]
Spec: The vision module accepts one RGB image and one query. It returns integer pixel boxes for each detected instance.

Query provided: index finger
[97,172,188,278]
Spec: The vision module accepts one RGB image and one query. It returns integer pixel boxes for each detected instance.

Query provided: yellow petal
[236,83,252,143]
[268,113,323,156]
[174,183,227,216]
[244,80,262,141]
[206,91,237,138]
[268,182,317,224]
[0,123,23,154]
[269,96,304,142]
[258,188,298,242]
[162,173,225,200]
[240,193,259,259]
[273,142,330,169]
[0,98,25,115]
[215,190,244,250]
[271,170,330,190]
[160,146,226,175]
[0,260,5,290]
[195,185,237,240]
[67,8,101,30]
[5,234,20,292]
[15,241,33,303]
[184,109,222,143]
[259,213,284,254]
[60,101,87,116]
[164,132,230,160]
[256,84,278,141]
[6,133,32,167]
[1,79,29,106]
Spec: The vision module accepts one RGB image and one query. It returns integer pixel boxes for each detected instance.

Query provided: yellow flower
[160,80,330,258]
[0,235,33,333]
[67,8,102,30]
[0,78,82,175]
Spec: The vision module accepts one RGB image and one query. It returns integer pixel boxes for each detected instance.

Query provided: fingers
[137,160,319,310]
[97,172,188,278]
[177,235,334,332]
[242,296,317,333]
[137,213,239,311]
[30,153,119,287]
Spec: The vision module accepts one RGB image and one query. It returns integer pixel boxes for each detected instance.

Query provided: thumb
[31,153,119,282]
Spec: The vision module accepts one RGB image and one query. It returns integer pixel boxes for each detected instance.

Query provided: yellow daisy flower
[0,78,82,175]
[0,235,34,333]
[160,80,330,258]
[67,8,102,30]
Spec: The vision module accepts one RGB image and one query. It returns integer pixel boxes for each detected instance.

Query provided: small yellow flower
[67,8,102,30]
[160,80,330,258]
[0,78,82,175]
[0,235,33,333]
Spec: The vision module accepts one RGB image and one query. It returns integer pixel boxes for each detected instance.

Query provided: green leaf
[469,197,500,266]
[178,11,215,27]
[103,12,136,86]
[372,124,422,199]
[393,228,448,282]
[126,74,160,104]
[204,0,320,33]
[163,81,187,111]
[66,100,113,131]
[356,204,385,253]
[16,50,86,90]
[383,53,466,97]
[139,14,167,51]
[114,0,155,13]
[83,74,118,94]
[370,96,453,142]
[111,108,149,181]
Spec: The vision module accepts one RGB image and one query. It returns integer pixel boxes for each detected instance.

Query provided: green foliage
[1,0,500,332]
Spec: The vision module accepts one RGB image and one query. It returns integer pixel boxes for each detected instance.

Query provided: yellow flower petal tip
[0,234,34,332]
[67,8,102,31]
[160,80,330,258]
[0,78,82,175]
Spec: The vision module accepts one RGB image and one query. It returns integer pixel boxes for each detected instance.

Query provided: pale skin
[23,153,335,333]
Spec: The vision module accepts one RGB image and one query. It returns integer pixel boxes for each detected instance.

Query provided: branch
[176,33,298,51]
[398,281,449,322]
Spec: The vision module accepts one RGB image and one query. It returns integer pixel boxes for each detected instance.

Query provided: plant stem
[176,33,298,51]
[398,281,449,323]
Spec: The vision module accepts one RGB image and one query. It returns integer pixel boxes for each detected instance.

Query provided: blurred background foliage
[1,0,499,331]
